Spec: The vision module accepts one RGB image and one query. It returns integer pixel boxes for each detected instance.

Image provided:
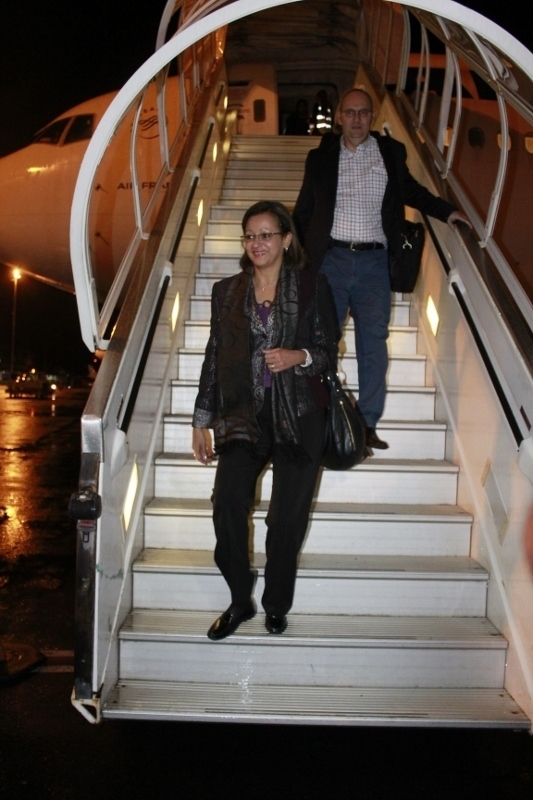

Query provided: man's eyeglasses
[341,108,372,119]
[241,232,283,244]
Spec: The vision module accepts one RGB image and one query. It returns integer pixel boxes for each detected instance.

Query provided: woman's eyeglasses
[241,232,283,244]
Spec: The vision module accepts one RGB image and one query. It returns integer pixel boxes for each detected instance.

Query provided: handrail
[70,0,302,354]
[366,1,533,336]
[396,6,411,96]
[440,48,461,177]
[71,84,233,717]
[464,28,510,248]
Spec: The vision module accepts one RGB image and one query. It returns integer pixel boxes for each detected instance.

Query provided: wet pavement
[1,388,533,798]
[0,390,85,651]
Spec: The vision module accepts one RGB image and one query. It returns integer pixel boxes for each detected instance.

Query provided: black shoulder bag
[321,370,369,470]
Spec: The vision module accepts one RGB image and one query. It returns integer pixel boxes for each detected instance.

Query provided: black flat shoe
[265,614,288,635]
[207,603,256,641]
[365,427,389,450]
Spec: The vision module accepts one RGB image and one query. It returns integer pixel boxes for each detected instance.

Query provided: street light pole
[10,268,21,376]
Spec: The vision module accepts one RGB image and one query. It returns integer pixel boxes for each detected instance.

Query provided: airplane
[0,4,531,302]
[0,81,178,296]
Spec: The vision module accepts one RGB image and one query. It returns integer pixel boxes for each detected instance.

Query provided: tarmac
[1,388,533,799]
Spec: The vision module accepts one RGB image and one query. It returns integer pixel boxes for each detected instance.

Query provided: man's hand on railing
[447,210,472,231]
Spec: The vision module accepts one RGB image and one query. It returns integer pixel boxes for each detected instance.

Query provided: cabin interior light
[171,291,180,332]
[123,461,138,531]
[426,295,439,337]
[212,142,218,162]
[525,133,533,154]
[223,96,228,109]
[197,200,203,227]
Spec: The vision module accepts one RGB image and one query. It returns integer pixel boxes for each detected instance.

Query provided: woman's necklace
[255,277,277,292]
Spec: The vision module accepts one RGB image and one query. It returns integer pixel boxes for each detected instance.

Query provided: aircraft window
[64,115,94,144]
[468,127,486,149]
[404,68,472,99]
[33,118,70,144]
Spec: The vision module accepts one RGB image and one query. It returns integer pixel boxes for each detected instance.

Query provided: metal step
[154,455,458,505]
[221,178,304,192]
[117,609,506,687]
[230,134,318,150]
[132,550,487,616]
[144,498,473,557]
[183,319,419,355]
[176,350,426,388]
[103,681,529,727]
[221,189,299,202]
[164,415,446,459]
[209,204,252,220]
[225,164,306,176]
[190,294,412,326]
[172,372,436,420]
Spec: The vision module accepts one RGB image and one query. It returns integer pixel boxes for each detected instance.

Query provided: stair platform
[104,680,529,727]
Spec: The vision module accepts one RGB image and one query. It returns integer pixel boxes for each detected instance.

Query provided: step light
[426,294,440,336]
[197,200,203,227]
[212,142,217,163]
[171,292,180,332]
[123,460,138,532]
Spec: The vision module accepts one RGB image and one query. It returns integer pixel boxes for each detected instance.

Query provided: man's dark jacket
[293,131,456,272]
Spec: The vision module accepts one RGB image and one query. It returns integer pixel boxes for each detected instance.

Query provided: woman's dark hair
[239,200,306,271]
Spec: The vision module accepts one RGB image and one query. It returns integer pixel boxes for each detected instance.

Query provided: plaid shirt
[330,135,388,245]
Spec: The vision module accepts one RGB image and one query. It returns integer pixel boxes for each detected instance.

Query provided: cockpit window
[64,114,94,144]
[33,118,70,144]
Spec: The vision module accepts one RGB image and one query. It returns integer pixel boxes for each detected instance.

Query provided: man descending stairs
[104,136,528,727]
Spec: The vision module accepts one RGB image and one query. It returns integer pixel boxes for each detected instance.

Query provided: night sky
[0,1,530,375]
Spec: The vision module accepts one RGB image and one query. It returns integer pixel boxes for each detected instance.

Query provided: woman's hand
[263,348,306,373]
[192,427,214,464]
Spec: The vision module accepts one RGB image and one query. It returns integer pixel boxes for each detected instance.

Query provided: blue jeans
[320,246,391,427]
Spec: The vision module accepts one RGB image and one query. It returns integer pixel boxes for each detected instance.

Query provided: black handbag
[321,370,369,470]
[389,220,425,293]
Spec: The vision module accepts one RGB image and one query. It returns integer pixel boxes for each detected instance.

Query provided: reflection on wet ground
[0,389,88,650]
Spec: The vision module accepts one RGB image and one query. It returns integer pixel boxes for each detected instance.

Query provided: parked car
[6,372,55,399]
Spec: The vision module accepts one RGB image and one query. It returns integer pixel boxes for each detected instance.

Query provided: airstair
[102,136,529,727]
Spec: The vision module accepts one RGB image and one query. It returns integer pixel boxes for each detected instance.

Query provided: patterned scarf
[213,266,306,459]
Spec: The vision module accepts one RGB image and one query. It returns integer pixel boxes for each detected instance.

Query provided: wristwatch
[302,348,313,368]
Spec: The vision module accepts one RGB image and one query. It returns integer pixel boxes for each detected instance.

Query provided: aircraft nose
[0,147,73,290]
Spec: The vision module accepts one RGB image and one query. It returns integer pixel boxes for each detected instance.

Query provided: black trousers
[212,392,326,616]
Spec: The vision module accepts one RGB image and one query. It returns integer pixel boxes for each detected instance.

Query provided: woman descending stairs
[104,136,528,727]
